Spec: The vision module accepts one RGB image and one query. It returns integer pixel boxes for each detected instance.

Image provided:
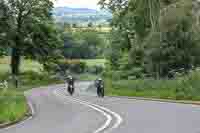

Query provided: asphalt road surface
[1,82,200,133]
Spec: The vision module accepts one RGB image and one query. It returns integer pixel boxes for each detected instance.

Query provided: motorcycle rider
[67,75,75,95]
[95,78,104,97]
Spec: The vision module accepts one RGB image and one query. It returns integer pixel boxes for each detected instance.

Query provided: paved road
[1,82,200,133]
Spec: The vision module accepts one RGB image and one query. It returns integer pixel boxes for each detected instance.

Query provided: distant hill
[54,7,97,15]
[53,7,112,26]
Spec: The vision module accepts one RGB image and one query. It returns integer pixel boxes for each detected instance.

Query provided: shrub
[86,65,104,75]
[69,61,86,73]
[43,62,59,74]
[57,59,86,74]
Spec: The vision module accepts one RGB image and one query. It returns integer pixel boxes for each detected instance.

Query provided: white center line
[54,89,114,133]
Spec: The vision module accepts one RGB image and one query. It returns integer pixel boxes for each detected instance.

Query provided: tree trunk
[11,47,21,88]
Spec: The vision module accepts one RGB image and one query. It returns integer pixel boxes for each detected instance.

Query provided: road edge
[86,82,200,106]
[85,82,200,106]
[108,95,200,106]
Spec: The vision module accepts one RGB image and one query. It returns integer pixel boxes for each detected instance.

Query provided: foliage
[57,59,86,74]
[0,0,62,87]
[0,0,10,57]
[100,0,198,79]
[62,30,104,59]
[73,73,99,81]
[0,57,62,90]
[86,65,104,75]
[106,69,200,100]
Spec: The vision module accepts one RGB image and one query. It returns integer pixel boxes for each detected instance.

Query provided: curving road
[1,82,200,133]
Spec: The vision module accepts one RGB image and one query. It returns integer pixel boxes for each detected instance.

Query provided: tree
[144,0,197,78]
[99,0,199,79]
[88,22,93,28]
[62,30,103,59]
[1,0,62,87]
[72,23,78,28]
[0,0,11,57]
[64,22,71,29]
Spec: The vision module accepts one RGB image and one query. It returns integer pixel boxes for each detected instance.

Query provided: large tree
[0,0,62,87]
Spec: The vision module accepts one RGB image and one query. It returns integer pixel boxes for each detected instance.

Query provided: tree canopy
[0,0,62,87]
[99,0,199,79]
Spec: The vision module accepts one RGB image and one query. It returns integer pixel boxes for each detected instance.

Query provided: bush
[86,65,104,75]
[57,59,86,74]
[0,71,61,89]
[43,62,59,74]
[69,60,86,73]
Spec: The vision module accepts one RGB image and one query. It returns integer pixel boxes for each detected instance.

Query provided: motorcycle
[97,84,104,98]
[68,84,74,96]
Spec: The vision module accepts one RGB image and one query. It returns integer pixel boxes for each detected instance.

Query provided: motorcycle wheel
[68,87,73,96]
[101,89,104,97]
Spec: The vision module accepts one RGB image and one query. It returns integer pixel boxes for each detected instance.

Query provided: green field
[81,59,106,67]
[69,27,111,33]
[0,57,43,74]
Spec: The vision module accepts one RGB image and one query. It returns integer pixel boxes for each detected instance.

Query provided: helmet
[68,75,73,80]
[98,78,102,81]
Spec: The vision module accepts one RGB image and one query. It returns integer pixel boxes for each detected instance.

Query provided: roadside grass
[105,70,200,101]
[0,72,62,124]
[0,57,62,124]
[0,90,28,124]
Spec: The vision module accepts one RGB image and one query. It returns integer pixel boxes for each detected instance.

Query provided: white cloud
[53,0,100,9]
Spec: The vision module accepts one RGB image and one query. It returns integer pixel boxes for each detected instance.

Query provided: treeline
[60,28,106,59]
[99,0,200,79]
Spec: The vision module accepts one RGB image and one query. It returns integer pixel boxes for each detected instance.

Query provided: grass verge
[0,91,28,124]
[0,72,62,125]
[0,57,64,125]
[105,70,200,101]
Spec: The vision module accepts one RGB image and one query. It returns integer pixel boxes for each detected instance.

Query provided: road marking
[54,89,112,133]
[70,98,123,133]
[54,88,123,133]
[85,101,123,132]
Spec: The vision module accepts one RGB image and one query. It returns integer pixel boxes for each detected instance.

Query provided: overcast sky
[53,0,100,9]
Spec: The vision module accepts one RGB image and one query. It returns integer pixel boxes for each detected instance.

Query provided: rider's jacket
[95,80,103,89]
[68,79,74,85]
